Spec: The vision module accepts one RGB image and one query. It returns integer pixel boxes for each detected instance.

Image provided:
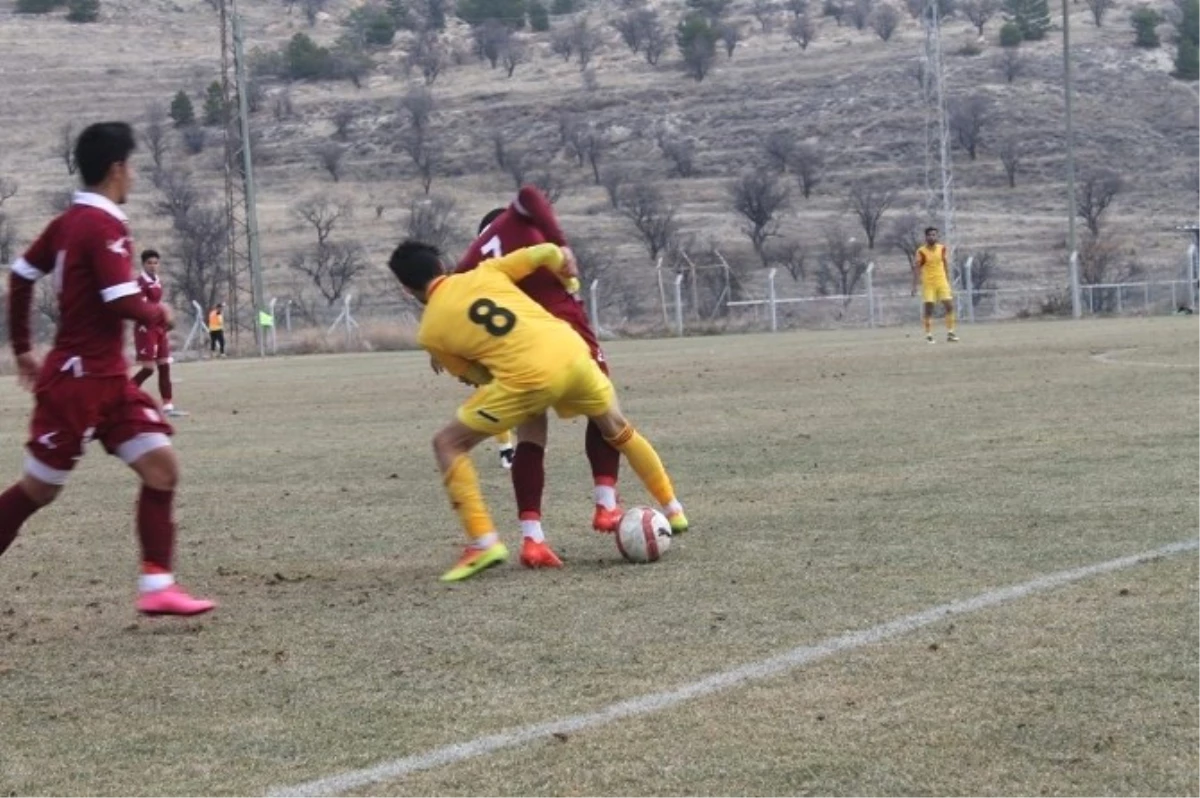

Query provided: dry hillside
[0,0,1196,329]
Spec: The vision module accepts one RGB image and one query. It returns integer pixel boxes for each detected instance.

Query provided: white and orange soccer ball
[615,506,673,563]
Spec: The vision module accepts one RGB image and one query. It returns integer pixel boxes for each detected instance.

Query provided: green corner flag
[258,310,275,328]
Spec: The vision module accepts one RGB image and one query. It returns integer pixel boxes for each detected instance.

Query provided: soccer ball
[616,507,673,563]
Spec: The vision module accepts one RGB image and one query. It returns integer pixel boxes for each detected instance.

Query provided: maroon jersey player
[0,122,214,616]
[131,248,186,417]
[451,185,623,568]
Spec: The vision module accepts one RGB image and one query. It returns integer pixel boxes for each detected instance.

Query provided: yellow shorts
[457,356,616,435]
[922,280,954,304]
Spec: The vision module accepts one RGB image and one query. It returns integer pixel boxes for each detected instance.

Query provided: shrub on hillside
[66,0,99,22]
[1131,5,1160,47]
[16,0,65,13]
[998,20,1023,46]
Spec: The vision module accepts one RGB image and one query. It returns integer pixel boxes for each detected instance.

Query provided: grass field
[0,317,1196,796]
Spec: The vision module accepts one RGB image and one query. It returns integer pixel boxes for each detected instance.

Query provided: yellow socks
[444,455,495,541]
[493,430,513,448]
[946,310,956,331]
[606,424,676,506]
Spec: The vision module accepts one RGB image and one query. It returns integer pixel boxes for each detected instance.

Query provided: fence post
[1116,285,1122,314]
[673,273,685,336]
[655,257,669,328]
[1189,244,1199,309]
[865,262,876,328]
[284,300,292,333]
[268,297,278,354]
[1069,251,1082,318]
[994,288,1000,317]
[1143,282,1149,313]
[1171,281,1178,312]
[183,299,207,359]
[588,278,600,333]
[964,256,975,323]
[767,268,778,333]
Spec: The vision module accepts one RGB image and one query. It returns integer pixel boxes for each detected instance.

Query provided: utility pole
[1063,0,1081,318]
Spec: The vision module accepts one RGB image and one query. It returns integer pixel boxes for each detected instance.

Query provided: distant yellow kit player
[387,240,688,582]
[911,226,959,343]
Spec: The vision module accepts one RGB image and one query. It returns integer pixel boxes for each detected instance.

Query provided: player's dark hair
[141,249,160,263]
[478,208,505,234]
[74,122,137,188]
[389,240,444,291]
[924,227,938,235]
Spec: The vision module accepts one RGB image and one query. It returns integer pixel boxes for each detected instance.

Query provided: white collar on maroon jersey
[73,191,128,223]
[141,271,160,285]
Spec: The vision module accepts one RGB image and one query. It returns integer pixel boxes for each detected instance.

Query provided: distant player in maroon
[0,122,214,616]
[453,185,623,566]
[131,248,186,418]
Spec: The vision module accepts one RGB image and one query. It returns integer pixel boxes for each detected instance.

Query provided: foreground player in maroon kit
[0,122,214,616]
[131,248,187,418]
[451,186,624,568]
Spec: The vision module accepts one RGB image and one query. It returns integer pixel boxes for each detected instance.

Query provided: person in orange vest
[208,303,226,357]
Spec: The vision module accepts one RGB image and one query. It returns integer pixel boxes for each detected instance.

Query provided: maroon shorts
[134,325,171,364]
[24,373,174,485]
[550,301,609,375]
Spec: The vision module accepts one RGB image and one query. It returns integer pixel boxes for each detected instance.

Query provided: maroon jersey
[138,271,164,307]
[13,192,143,379]
[456,185,576,314]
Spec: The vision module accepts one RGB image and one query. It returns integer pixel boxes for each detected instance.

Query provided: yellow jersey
[418,244,587,390]
[915,244,950,285]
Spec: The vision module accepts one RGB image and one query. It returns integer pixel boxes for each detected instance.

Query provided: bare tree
[870,3,900,40]
[46,189,74,215]
[182,125,207,155]
[1084,0,1112,26]
[272,89,296,121]
[472,19,511,68]
[996,46,1024,82]
[573,18,601,71]
[1075,232,1141,310]
[846,0,874,29]
[0,178,17,208]
[730,169,791,263]
[400,127,442,194]
[560,116,588,167]
[579,127,608,184]
[152,168,202,221]
[752,0,780,30]
[960,0,998,34]
[141,103,169,173]
[657,134,698,177]
[502,36,527,76]
[643,14,669,64]
[847,182,896,248]
[408,32,446,85]
[680,25,718,81]
[792,142,824,198]
[998,136,1021,187]
[614,10,647,52]
[57,122,76,176]
[171,204,228,310]
[817,222,869,299]
[956,249,998,305]
[600,166,626,208]
[886,212,924,269]
[302,0,327,26]
[332,106,356,141]
[764,129,797,174]
[406,194,459,251]
[1076,170,1124,236]
[620,183,680,262]
[787,14,818,49]
[290,242,368,306]
[949,94,989,160]
[551,27,575,62]
[502,146,533,188]
[315,142,347,182]
[717,22,742,56]
[786,0,810,15]
[763,238,808,280]
[398,86,436,135]
[0,213,15,268]
[292,198,348,248]
[529,171,567,204]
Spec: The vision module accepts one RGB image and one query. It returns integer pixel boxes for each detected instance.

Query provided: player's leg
[921,299,935,343]
[157,332,187,416]
[132,325,156,387]
[557,358,687,533]
[216,330,225,356]
[106,385,214,616]
[0,474,62,558]
[585,349,623,533]
[510,414,562,569]
[942,295,959,341]
[493,429,515,469]
[433,419,510,581]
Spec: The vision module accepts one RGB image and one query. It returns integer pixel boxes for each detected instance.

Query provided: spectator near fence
[207,303,225,357]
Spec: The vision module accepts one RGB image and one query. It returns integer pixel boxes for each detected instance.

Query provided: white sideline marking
[1091,348,1197,369]
[267,539,1199,797]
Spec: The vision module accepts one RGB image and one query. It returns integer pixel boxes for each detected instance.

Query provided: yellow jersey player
[387,239,688,582]
[911,226,960,343]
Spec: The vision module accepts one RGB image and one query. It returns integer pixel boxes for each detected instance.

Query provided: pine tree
[169,90,195,128]
[1174,0,1199,78]
[203,81,225,126]
[66,0,99,22]
[1003,0,1050,40]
